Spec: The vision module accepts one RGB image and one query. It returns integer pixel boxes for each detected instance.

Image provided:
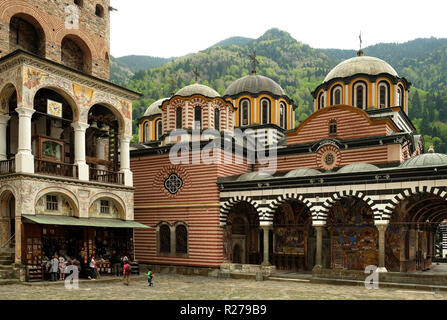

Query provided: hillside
[111,29,447,153]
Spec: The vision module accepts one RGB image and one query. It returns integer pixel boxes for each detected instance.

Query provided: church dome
[337,162,379,174]
[399,153,447,168]
[224,74,285,96]
[324,55,399,83]
[237,171,273,182]
[285,168,321,178]
[175,83,219,98]
[144,98,169,117]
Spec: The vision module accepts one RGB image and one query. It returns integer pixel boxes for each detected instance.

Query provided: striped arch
[320,190,378,221]
[382,186,447,221]
[265,193,313,222]
[219,196,260,227]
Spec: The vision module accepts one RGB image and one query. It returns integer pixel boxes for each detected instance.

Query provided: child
[146,269,154,287]
[58,256,66,280]
[123,261,132,286]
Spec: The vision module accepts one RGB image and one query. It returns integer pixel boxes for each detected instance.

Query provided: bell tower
[0,0,111,80]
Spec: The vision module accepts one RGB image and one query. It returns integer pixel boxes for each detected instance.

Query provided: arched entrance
[272,200,313,271]
[386,192,447,272]
[0,190,15,255]
[224,202,261,265]
[325,196,378,270]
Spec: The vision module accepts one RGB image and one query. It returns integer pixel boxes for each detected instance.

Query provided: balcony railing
[0,158,15,175]
[89,168,124,185]
[34,159,78,178]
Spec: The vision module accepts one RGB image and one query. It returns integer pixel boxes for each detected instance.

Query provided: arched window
[240,99,250,126]
[261,99,270,124]
[329,119,337,136]
[155,119,163,140]
[175,224,188,254]
[194,106,202,130]
[279,102,287,129]
[61,35,92,74]
[95,4,104,17]
[214,108,220,131]
[318,92,325,110]
[9,15,46,57]
[397,85,404,107]
[378,82,389,108]
[332,86,342,105]
[143,122,149,142]
[353,82,367,109]
[159,224,171,253]
[176,107,182,129]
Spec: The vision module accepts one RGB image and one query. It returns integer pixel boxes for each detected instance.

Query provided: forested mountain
[110,29,447,153]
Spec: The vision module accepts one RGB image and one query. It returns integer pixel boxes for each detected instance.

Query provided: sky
[110,0,447,58]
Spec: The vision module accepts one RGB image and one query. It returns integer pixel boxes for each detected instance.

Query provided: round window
[164,173,183,195]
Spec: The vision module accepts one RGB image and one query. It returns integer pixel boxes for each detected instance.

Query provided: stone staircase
[0,252,16,279]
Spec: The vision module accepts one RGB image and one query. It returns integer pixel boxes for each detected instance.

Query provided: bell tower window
[240,99,250,126]
[261,99,270,124]
[353,82,367,109]
[176,107,182,129]
[194,106,202,130]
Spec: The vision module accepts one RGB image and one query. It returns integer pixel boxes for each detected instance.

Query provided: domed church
[130,48,447,282]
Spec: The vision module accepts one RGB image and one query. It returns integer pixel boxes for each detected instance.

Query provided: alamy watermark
[64,265,79,290]
[364,265,379,289]
[168,128,278,174]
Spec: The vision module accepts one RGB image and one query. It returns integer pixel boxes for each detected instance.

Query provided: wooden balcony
[0,158,15,175]
[34,159,78,178]
[89,167,124,185]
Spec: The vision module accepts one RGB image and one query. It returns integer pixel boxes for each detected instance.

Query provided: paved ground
[0,274,446,300]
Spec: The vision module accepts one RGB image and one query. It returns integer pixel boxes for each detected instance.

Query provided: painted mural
[273,201,312,270]
[327,197,378,270]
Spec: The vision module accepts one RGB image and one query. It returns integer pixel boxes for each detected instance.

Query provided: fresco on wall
[89,199,120,219]
[327,197,378,270]
[73,83,95,108]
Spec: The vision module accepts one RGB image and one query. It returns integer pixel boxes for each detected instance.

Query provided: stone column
[375,221,389,273]
[261,225,272,266]
[314,225,325,268]
[15,107,35,173]
[0,115,10,160]
[71,122,90,181]
[14,218,21,264]
[119,135,133,186]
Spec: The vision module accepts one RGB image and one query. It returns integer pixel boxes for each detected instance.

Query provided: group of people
[41,250,155,286]
[43,254,81,282]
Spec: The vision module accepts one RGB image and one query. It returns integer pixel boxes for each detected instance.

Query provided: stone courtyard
[0,274,446,300]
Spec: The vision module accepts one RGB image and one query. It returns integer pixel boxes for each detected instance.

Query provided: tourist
[59,256,67,280]
[72,257,81,276]
[111,250,121,277]
[122,260,132,286]
[64,258,73,279]
[49,254,59,281]
[88,256,96,280]
[146,269,154,287]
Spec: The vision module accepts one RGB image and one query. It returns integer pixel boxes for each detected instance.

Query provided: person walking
[122,261,132,286]
[146,269,154,287]
[49,254,59,281]
[111,250,121,277]
[88,256,96,280]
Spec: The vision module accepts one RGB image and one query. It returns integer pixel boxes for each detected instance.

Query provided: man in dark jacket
[110,250,121,277]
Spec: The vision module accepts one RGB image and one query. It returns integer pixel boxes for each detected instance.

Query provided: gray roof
[224,74,285,96]
[237,171,273,182]
[284,168,321,178]
[324,56,399,83]
[399,153,447,168]
[175,83,219,98]
[337,162,380,174]
[144,97,169,117]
